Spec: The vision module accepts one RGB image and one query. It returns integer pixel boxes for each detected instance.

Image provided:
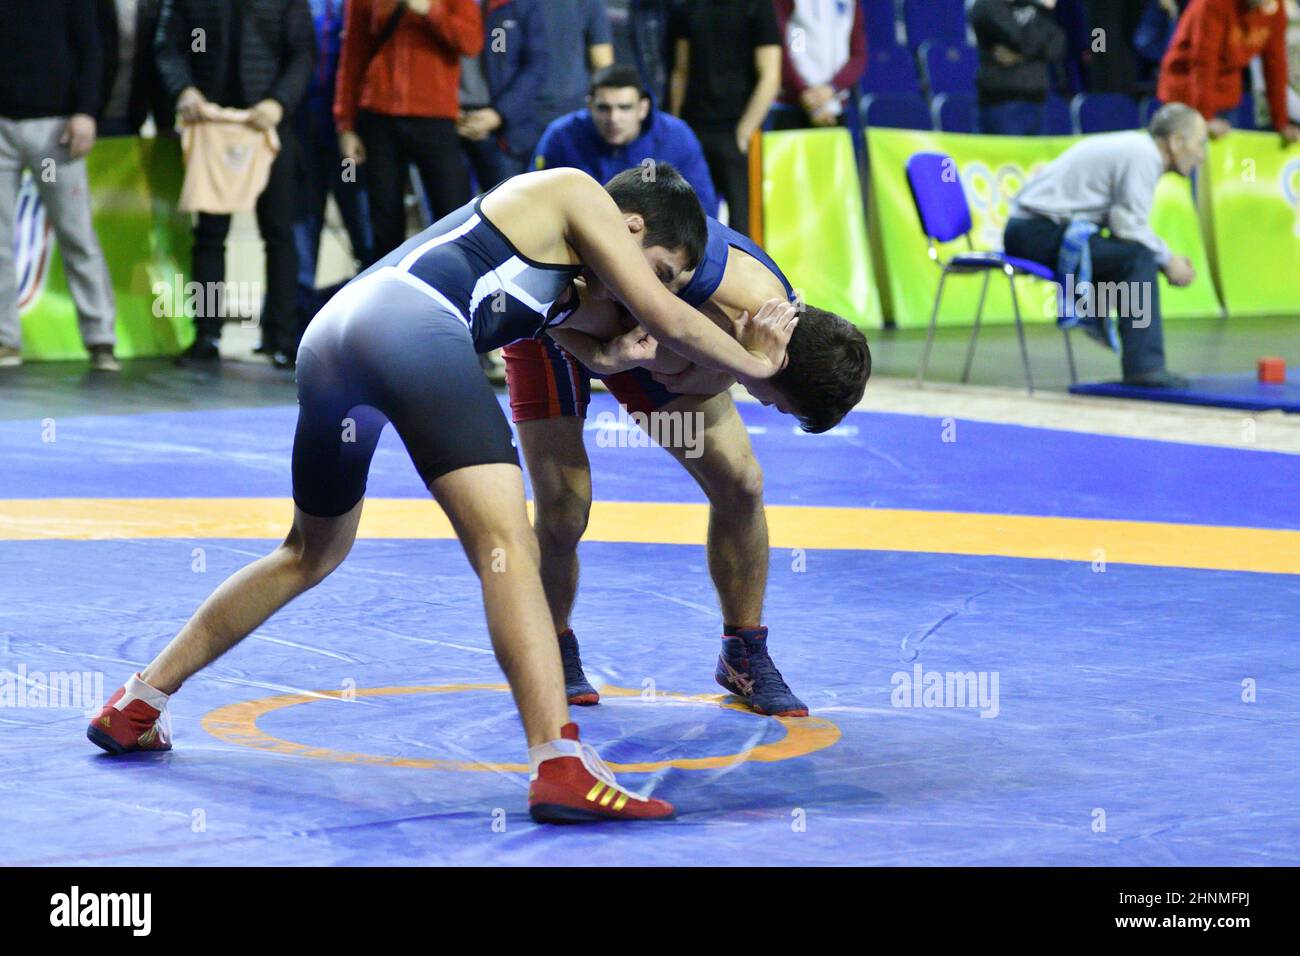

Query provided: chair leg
[917,269,950,388]
[961,270,991,384]
[1062,327,1078,385]
[1008,271,1034,395]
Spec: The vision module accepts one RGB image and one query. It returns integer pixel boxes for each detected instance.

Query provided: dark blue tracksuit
[469,0,551,184]
[533,104,720,217]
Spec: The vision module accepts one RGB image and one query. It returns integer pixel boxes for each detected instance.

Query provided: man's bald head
[1150,102,1208,177]
[1150,102,1203,140]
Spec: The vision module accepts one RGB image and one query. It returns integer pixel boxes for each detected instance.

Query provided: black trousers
[1086,0,1142,95]
[1004,216,1168,378]
[358,111,472,263]
[767,106,852,132]
[460,134,531,192]
[692,120,751,238]
[192,124,299,349]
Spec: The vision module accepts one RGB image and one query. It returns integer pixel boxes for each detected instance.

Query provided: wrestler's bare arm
[549,285,694,376]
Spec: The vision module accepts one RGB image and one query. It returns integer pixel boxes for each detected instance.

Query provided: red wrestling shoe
[87,673,174,754]
[528,723,675,823]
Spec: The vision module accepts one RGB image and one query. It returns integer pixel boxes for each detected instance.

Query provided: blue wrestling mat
[1069,373,1300,412]
[2,394,1299,866]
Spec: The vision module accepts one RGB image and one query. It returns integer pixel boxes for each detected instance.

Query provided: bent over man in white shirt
[1004,102,1207,388]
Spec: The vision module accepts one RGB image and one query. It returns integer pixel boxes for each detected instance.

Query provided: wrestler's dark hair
[604,164,708,270]
[589,64,649,99]
[770,306,871,433]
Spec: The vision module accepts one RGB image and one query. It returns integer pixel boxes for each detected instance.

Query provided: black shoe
[271,349,296,370]
[1123,370,1190,390]
[174,338,220,366]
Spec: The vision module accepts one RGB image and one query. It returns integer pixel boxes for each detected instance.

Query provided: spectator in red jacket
[771,0,867,130]
[335,0,483,261]
[1158,0,1300,140]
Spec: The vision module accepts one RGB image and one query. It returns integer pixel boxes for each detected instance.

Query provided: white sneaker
[0,346,21,367]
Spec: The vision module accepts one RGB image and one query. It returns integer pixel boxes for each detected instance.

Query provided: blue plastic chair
[863,0,903,50]
[862,92,933,130]
[906,152,1078,393]
[919,39,978,95]
[902,0,967,50]
[861,43,923,95]
[1043,96,1073,135]
[1071,93,1141,134]
[931,92,978,132]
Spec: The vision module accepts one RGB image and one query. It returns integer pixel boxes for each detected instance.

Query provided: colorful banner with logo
[18,136,193,360]
[1199,132,1300,317]
[867,128,1223,328]
[761,128,883,329]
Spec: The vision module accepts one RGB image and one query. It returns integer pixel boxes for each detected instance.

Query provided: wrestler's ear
[623,213,646,237]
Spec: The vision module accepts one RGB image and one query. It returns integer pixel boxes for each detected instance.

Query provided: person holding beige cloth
[155,0,315,367]
[178,104,281,215]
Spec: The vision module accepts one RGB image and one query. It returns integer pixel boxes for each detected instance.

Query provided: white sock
[527,737,582,779]
[121,672,171,711]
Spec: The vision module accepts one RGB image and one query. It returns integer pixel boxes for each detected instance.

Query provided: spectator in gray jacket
[0,0,118,370]
[1003,103,1207,388]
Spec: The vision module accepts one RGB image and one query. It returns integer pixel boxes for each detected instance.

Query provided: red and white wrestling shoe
[528,723,674,823]
[87,673,174,754]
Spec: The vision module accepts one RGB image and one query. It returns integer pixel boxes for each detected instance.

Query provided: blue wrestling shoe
[715,626,808,717]
[558,629,599,706]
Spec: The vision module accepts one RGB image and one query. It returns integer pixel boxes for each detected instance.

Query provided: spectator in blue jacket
[532,64,718,216]
[457,0,550,187]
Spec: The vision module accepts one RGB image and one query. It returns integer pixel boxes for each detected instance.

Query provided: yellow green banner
[19,136,193,360]
[866,128,1222,328]
[761,128,883,329]
[1199,132,1300,316]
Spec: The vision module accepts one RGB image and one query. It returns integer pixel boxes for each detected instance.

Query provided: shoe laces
[155,707,173,744]
[125,702,171,745]
[577,741,627,795]
[743,641,793,695]
[562,649,587,685]
[560,638,591,686]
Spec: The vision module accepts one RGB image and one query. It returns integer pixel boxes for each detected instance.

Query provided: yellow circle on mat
[201,683,841,772]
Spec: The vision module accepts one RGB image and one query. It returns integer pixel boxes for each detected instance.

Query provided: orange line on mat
[1,498,1298,575]
[200,684,842,772]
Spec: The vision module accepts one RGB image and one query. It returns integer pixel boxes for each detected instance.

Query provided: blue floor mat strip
[3,393,1299,528]
[1070,373,1300,413]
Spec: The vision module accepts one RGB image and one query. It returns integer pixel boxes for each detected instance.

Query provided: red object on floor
[86,683,171,754]
[1258,357,1286,384]
[528,723,675,823]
